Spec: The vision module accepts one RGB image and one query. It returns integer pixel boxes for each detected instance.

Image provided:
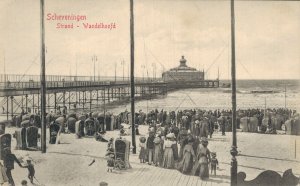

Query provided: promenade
[8,125,300,186]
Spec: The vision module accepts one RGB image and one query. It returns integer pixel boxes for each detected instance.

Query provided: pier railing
[0,74,164,89]
[0,74,162,83]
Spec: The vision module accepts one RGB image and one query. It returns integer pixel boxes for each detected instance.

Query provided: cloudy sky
[0,0,299,79]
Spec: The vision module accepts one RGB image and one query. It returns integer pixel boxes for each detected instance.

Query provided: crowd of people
[3,106,298,184]
[117,107,296,180]
[138,126,215,180]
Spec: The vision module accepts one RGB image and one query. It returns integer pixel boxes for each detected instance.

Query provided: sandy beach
[5,125,300,186]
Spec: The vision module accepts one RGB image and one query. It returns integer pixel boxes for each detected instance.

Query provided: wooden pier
[0,74,220,120]
[0,74,167,120]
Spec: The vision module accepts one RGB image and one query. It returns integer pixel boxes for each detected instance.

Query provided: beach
[6,124,300,186]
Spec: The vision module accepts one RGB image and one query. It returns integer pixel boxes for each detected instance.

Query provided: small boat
[250,90,278,94]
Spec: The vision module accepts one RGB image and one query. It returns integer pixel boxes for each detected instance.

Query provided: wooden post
[25,94,28,113]
[32,94,35,113]
[63,91,66,108]
[90,91,92,112]
[6,96,9,121]
[130,0,136,154]
[40,0,46,153]
[96,90,99,108]
[76,90,80,108]
[54,92,57,112]
[37,92,40,114]
[83,91,85,110]
[10,96,13,119]
[108,88,110,103]
[21,95,24,113]
[230,0,238,185]
[104,88,106,131]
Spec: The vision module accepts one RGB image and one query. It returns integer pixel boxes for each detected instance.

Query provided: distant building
[162,56,204,82]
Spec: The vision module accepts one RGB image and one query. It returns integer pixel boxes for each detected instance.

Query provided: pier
[0,74,167,120]
[0,74,219,120]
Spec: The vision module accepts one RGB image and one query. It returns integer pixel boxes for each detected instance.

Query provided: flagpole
[40,0,47,153]
[130,0,136,154]
[230,0,238,185]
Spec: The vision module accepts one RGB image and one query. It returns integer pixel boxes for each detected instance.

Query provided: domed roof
[169,56,197,72]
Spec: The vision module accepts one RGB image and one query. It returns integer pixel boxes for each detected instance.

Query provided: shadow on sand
[206,174,231,184]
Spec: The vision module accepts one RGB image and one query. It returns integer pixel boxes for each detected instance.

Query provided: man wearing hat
[146,132,155,165]
[3,148,24,186]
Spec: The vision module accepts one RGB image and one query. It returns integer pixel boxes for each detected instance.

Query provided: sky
[0,0,299,80]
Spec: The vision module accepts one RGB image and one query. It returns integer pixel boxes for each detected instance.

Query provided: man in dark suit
[3,148,24,186]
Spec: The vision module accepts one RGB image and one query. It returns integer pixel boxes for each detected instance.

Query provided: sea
[1,79,300,121]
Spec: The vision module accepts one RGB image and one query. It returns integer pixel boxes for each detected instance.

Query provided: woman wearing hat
[162,133,176,169]
[153,135,163,167]
[177,136,195,174]
[192,137,211,180]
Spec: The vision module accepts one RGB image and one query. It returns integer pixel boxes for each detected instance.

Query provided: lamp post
[152,63,156,80]
[92,55,97,82]
[115,62,117,82]
[121,60,125,81]
[98,61,100,81]
[141,65,145,81]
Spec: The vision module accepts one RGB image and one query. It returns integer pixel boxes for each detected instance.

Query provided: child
[23,159,35,184]
[107,138,114,150]
[107,154,115,172]
[139,137,146,163]
[210,152,218,176]
[105,148,115,172]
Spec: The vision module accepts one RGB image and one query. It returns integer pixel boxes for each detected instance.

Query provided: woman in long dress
[153,135,163,167]
[163,133,176,169]
[178,137,195,174]
[192,137,211,180]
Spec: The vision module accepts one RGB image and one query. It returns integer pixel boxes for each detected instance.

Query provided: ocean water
[1,79,299,121]
[107,79,300,114]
